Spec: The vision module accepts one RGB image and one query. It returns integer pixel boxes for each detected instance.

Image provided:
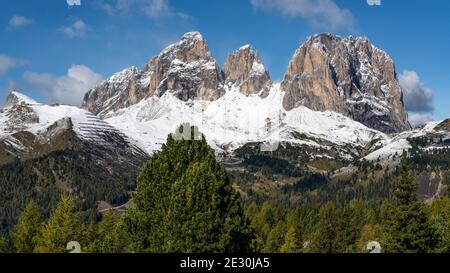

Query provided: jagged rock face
[83,32,224,116]
[143,32,224,101]
[83,31,410,134]
[281,33,410,133]
[1,91,148,168]
[1,92,39,132]
[436,119,450,132]
[3,105,39,132]
[224,45,271,96]
[4,91,37,108]
[5,92,24,108]
[82,67,139,116]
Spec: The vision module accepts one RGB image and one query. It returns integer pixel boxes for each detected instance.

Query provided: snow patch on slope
[9,91,37,105]
[105,84,388,156]
[364,138,411,161]
[364,119,450,162]
[251,61,266,76]
[397,120,448,139]
[1,93,139,150]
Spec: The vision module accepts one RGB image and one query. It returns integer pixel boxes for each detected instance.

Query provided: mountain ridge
[0,91,147,167]
[2,32,448,168]
[82,31,410,135]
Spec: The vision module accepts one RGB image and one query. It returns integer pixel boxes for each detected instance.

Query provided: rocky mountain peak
[224,44,271,96]
[146,31,224,101]
[281,33,410,133]
[82,32,411,134]
[83,31,225,116]
[436,119,450,131]
[1,91,39,133]
[4,91,37,109]
[82,67,138,115]
[160,31,214,63]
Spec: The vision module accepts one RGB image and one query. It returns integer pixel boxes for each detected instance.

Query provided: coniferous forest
[2,1,450,260]
[0,125,449,253]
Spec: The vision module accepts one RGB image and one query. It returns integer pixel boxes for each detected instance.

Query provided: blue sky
[0,0,449,125]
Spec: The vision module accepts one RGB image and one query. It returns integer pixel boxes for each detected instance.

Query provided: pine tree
[264,221,285,253]
[124,124,254,252]
[83,212,99,253]
[429,214,450,253]
[334,206,360,253]
[357,224,383,252]
[394,152,418,205]
[89,212,128,253]
[35,194,85,253]
[11,200,43,253]
[382,151,437,253]
[428,197,450,252]
[0,237,7,253]
[308,203,338,253]
[165,161,254,252]
[280,225,302,253]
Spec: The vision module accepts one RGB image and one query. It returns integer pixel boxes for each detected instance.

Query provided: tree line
[0,126,449,253]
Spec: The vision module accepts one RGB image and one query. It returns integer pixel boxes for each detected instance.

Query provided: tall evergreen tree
[35,194,85,253]
[357,224,383,252]
[308,203,338,253]
[124,124,254,252]
[89,212,128,253]
[10,200,43,253]
[165,162,253,252]
[425,197,450,252]
[394,152,418,205]
[0,237,7,253]
[334,206,360,253]
[280,225,302,253]
[382,151,437,253]
[264,221,285,253]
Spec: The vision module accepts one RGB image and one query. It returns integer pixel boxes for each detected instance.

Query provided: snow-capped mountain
[104,84,389,160]
[0,91,146,169]
[83,32,410,135]
[223,44,272,96]
[83,32,225,116]
[364,119,450,163]
[77,31,421,161]
[3,32,448,169]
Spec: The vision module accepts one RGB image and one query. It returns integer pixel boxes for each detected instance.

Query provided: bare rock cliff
[281,33,410,133]
[83,32,224,116]
[83,32,410,134]
[224,45,271,96]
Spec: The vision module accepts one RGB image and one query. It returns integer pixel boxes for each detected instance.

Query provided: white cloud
[143,0,170,19]
[116,0,168,16]
[408,113,433,128]
[67,0,81,6]
[250,0,355,30]
[22,65,103,106]
[95,1,115,15]
[0,54,27,75]
[399,70,434,113]
[367,0,381,6]
[8,15,34,29]
[95,0,186,19]
[61,20,87,38]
